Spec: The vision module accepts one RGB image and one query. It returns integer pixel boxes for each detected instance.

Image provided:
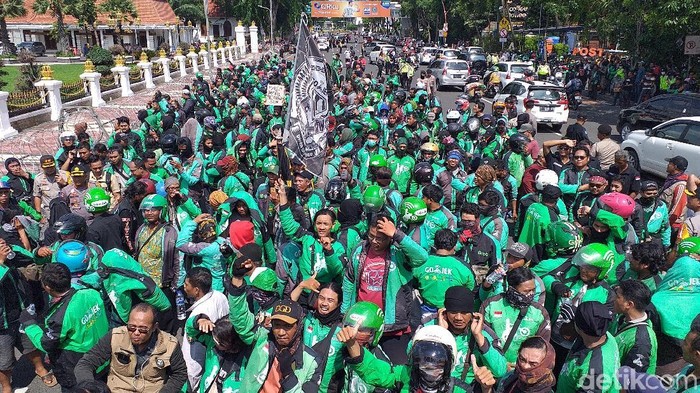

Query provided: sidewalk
[0,52,261,172]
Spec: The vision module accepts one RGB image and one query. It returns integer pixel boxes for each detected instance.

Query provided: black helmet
[160,133,178,154]
[413,162,434,184]
[509,133,529,154]
[395,90,407,102]
[446,123,461,137]
[325,178,347,204]
[53,213,87,240]
[409,340,454,393]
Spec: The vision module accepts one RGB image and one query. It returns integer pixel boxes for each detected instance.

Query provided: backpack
[48,197,71,227]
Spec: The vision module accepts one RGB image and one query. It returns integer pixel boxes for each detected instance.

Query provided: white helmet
[412,325,458,372]
[535,169,559,191]
[446,110,460,121]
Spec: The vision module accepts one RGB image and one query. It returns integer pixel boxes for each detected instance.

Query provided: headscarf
[337,199,362,228]
[4,157,19,172]
[515,338,556,393]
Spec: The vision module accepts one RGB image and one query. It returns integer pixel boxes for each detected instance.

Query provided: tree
[169,0,205,24]
[33,0,70,53]
[98,0,137,46]
[0,0,25,52]
[66,0,97,46]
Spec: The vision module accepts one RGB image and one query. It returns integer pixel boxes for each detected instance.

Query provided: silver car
[428,59,470,90]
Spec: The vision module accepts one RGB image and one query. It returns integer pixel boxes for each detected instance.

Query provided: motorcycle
[485,83,498,98]
[568,91,583,110]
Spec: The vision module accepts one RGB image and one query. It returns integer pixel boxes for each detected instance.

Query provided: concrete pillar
[137,60,155,89]
[158,57,172,82]
[211,44,219,68]
[227,42,234,62]
[219,45,226,66]
[175,52,187,77]
[235,21,246,55]
[111,66,133,97]
[145,29,151,50]
[168,29,173,50]
[80,72,106,107]
[34,79,63,121]
[99,30,105,47]
[187,50,199,74]
[199,48,210,70]
[249,23,259,54]
[0,92,18,139]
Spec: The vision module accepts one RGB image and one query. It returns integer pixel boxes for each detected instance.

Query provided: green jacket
[423,206,457,246]
[0,264,25,330]
[480,294,551,363]
[414,254,476,308]
[279,205,345,284]
[556,333,620,393]
[228,283,322,392]
[612,316,657,374]
[353,146,388,184]
[342,229,429,333]
[301,315,344,392]
[387,154,415,195]
[176,220,228,292]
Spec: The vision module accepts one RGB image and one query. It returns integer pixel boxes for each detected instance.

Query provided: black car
[618,93,700,139]
[458,52,488,76]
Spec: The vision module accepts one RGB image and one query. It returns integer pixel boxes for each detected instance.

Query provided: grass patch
[0,63,86,92]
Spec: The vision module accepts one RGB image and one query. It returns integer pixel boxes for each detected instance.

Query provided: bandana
[504,286,535,309]
[515,339,557,393]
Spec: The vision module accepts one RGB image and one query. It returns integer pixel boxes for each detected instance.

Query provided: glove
[551,282,570,297]
[559,302,576,323]
[230,259,252,277]
[277,348,295,378]
[459,229,473,244]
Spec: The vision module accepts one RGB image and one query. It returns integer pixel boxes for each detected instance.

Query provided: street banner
[283,14,330,177]
[265,84,286,106]
[310,1,391,18]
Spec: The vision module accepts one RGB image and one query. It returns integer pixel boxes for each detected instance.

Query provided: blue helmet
[0,181,10,190]
[54,240,89,274]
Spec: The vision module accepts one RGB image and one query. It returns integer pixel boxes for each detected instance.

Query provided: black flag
[283,15,330,177]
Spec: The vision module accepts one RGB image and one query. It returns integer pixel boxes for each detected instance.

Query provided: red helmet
[138,178,156,195]
[598,192,636,219]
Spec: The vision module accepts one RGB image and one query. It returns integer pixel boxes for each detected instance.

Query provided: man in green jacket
[20,263,109,390]
[227,272,322,392]
[556,301,620,393]
[612,279,657,374]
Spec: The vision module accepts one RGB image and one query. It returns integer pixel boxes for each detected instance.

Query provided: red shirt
[521,162,546,196]
[357,249,388,311]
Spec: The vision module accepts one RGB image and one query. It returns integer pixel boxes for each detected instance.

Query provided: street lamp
[257,2,273,48]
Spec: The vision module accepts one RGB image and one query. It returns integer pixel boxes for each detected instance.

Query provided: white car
[419,47,438,64]
[484,61,534,88]
[369,44,395,63]
[434,48,460,60]
[317,39,329,51]
[620,117,700,177]
[428,59,470,90]
[493,80,569,132]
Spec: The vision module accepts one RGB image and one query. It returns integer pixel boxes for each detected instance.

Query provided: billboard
[310,1,391,18]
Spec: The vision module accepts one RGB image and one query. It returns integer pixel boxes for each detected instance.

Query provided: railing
[59,80,87,103]
[99,73,117,91]
[129,67,142,83]
[168,61,177,72]
[152,62,163,77]
[8,87,47,117]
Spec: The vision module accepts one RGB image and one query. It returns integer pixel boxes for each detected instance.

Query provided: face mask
[395,149,406,157]
[504,286,534,309]
[639,196,655,206]
[478,205,495,216]
[589,229,610,243]
[366,140,377,148]
[460,220,477,230]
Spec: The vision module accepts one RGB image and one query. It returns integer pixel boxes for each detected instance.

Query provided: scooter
[568,91,583,110]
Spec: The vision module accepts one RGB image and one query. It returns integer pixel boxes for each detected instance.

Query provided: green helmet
[399,196,428,224]
[369,154,388,168]
[572,243,615,280]
[84,188,111,214]
[139,194,168,220]
[546,221,583,257]
[343,301,385,347]
[368,91,382,105]
[362,185,385,213]
[349,120,364,132]
[364,118,380,131]
[678,237,700,256]
[262,156,280,175]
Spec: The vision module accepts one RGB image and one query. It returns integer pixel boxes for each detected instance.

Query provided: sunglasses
[589,183,606,188]
[573,156,588,160]
[127,325,151,334]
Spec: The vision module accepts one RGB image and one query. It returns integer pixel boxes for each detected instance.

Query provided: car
[369,44,395,64]
[483,61,534,89]
[419,47,438,64]
[463,46,485,54]
[427,59,470,90]
[17,41,45,56]
[493,80,569,132]
[620,117,700,177]
[458,52,488,76]
[434,48,459,60]
[317,39,329,51]
[617,94,700,140]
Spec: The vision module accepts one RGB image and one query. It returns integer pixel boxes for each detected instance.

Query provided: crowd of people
[0,38,699,393]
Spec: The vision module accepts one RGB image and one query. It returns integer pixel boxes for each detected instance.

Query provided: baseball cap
[70,166,86,177]
[249,267,279,293]
[234,243,263,267]
[505,242,533,260]
[665,155,688,171]
[40,155,56,168]
[270,299,304,324]
[518,123,534,133]
[576,113,587,120]
[294,170,314,180]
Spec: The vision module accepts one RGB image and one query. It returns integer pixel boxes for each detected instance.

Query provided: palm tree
[33,0,70,52]
[0,0,26,52]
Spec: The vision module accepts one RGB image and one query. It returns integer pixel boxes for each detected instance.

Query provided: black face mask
[479,205,496,217]
[639,196,655,206]
[395,149,407,158]
[504,286,534,309]
[589,229,610,243]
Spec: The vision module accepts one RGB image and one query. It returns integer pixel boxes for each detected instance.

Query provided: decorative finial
[83,59,95,73]
[189,46,196,54]
[114,54,125,67]
[158,49,166,58]
[218,41,223,49]
[251,21,256,27]
[175,46,183,56]
[139,51,148,62]
[187,20,192,27]
[238,20,243,27]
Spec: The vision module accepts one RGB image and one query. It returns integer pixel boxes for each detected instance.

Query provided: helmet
[325,178,347,204]
[362,185,386,213]
[508,133,529,154]
[342,301,385,347]
[379,103,390,113]
[59,131,76,142]
[446,110,460,121]
[546,221,583,257]
[368,91,382,105]
[597,192,636,219]
[140,194,168,220]
[160,133,178,154]
[395,90,407,102]
[492,101,506,111]
[414,162,434,184]
[572,243,615,280]
[535,169,559,191]
[53,213,87,238]
[678,237,700,256]
[262,156,280,174]
[0,181,10,190]
[420,142,439,154]
[399,197,428,224]
[409,325,458,391]
[364,118,380,131]
[55,240,90,274]
[203,116,217,129]
[369,154,388,168]
[446,123,461,137]
[84,188,111,214]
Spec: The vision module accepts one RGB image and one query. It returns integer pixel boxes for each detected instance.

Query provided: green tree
[98,0,137,46]
[66,0,97,46]
[32,0,70,52]
[0,0,25,52]
[169,0,205,24]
